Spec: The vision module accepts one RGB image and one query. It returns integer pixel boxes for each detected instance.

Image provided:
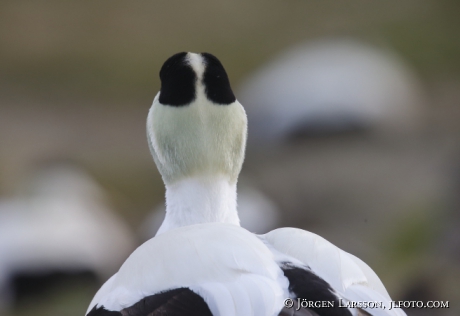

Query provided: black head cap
[201,52,236,105]
[159,52,197,106]
[158,52,236,106]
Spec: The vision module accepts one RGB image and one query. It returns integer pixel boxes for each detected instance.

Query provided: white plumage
[140,181,280,239]
[88,223,288,315]
[87,52,406,316]
[262,228,406,316]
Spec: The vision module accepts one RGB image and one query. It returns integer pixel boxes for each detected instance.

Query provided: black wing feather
[281,263,352,316]
[87,288,212,316]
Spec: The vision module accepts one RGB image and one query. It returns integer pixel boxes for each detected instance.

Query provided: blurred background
[0,0,459,315]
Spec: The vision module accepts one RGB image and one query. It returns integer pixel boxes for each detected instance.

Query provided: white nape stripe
[187,53,205,80]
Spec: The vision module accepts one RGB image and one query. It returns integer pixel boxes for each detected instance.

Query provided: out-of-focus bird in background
[238,39,423,144]
[0,163,135,311]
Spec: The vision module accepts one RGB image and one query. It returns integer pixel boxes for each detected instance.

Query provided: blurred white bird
[0,163,135,309]
[238,38,423,144]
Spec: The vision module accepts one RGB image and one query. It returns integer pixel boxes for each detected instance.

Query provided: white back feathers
[87,223,288,316]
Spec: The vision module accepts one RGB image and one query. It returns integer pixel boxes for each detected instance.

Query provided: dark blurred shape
[286,115,370,141]
[12,270,97,306]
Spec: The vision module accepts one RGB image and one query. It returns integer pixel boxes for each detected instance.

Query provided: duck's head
[147,52,247,185]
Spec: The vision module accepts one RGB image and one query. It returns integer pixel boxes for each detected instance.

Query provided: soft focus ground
[0,1,459,315]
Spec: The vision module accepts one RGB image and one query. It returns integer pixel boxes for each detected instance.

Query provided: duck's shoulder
[262,227,387,294]
[260,227,406,316]
[87,223,287,316]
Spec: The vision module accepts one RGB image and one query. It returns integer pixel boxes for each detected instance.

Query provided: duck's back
[86,223,288,316]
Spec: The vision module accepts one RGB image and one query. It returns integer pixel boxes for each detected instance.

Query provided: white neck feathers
[156,176,239,235]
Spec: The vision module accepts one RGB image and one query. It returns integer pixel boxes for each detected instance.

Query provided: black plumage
[281,263,352,316]
[87,288,212,316]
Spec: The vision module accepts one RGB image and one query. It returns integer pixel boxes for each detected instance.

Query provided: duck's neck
[156,175,240,235]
